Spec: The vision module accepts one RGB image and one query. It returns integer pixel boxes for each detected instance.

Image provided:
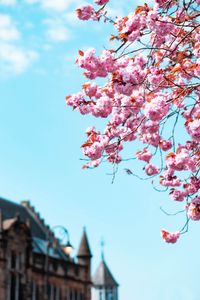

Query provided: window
[99,290,103,300]
[74,290,77,300]
[50,285,55,300]
[70,289,73,300]
[32,282,36,300]
[11,252,16,270]
[10,273,16,300]
[56,287,60,300]
[107,289,114,300]
[8,251,21,300]
[32,282,39,300]
[50,285,61,300]
[64,288,69,300]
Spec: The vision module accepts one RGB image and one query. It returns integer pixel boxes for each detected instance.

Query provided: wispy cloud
[0,0,16,6]
[0,0,136,77]
[46,27,70,42]
[0,14,20,41]
[24,0,84,44]
[41,0,71,12]
[0,14,38,76]
[24,0,84,12]
[0,43,38,75]
[44,18,71,42]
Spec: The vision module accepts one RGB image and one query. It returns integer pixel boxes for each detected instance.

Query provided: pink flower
[144,95,169,121]
[92,95,112,118]
[140,132,160,147]
[77,48,115,79]
[159,139,172,151]
[186,197,200,221]
[160,172,181,187]
[145,164,159,176]
[66,92,85,109]
[95,0,109,5]
[170,189,185,202]
[76,6,95,21]
[186,119,200,142]
[161,229,180,243]
[136,148,152,163]
[107,154,122,164]
[166,148,196,173]
[148,67,163,86]
[90,159,101,167]
[82,82,98,98]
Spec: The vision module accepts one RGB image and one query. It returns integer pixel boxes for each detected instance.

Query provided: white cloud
[0,0,16,5]
[24,0,39,3]
[65,11,77,24]
[0,14,39,77]
[46,26,70,42]
[44,18,71,42]
[0,43,38,75]
[0,14,20,41]
[41,0,69,12]
[106,6,126,18]
[24,0,85,12]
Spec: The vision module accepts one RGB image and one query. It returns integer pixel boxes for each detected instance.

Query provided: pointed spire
[77,227,92,258]
[93,239,119,288]
[100,239,105,261]
[93,260,118,287]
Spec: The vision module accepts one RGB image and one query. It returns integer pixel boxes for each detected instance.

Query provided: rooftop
[93,259,118,288]
[0,197,70,260]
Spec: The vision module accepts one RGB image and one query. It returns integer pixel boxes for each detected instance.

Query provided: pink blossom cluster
[169,176,200,202]
[77,48,116,79]
[115,4,175,46]
[148,67,164,87]
[161,230,180,244]
[145,164,159,176]
[76,6,97,21]
[166,147,196,173]
[95,0,109,5]
[144,94,169,121]
[67,0,200,243]
[186,119,200,142]
[186,197,200,221]
[116,12,146,42]
[159,140,172,151]
[136,148,152,163]
[76,0,110,21]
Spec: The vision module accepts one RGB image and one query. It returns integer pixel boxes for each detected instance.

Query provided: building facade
[0,197,92,300]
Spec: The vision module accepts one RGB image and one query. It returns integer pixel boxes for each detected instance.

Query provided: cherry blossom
[136,148,152,163]
[186,197,200,221]
[161,230,180,244]
[67,0,200,243]
[95,0,109,5]
[145,164,159,176]
[76,6,96,21]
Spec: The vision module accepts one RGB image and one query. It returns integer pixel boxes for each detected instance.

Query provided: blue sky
[0,0,200,299]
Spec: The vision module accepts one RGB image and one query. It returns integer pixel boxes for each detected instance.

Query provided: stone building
[0,197,92,300]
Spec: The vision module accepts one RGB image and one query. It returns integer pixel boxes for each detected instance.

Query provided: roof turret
[77,227,92,258]
[93,260,118,288]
